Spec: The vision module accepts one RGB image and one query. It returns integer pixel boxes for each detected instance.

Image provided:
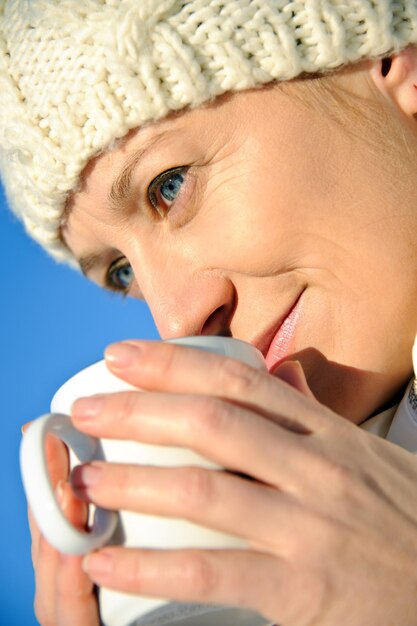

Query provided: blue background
[0,186,159,625]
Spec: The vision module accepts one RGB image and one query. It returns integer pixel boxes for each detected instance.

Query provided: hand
[71,341,417,626]
[23,426,99,626]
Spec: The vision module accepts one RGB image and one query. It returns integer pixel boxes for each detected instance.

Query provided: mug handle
[20,413,118,555]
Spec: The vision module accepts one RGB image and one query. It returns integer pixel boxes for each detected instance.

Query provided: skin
[27,48,417,625]
[62,57,417,424]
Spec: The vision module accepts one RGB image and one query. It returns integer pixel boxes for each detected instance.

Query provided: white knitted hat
[0,0,416,266]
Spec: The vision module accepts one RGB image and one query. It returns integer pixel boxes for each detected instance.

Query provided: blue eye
[107,258,134,294]
[148,166,188,215]
[160,172,184,202]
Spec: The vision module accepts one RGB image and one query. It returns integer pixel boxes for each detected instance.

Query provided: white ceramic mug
[20,337,272,626]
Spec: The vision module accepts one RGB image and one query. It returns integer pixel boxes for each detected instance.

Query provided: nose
[139,269,236,339]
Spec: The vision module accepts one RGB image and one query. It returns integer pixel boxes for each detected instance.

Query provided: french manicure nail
[72,395,105,420]
[82,551,113,576]
[105,342,142,369]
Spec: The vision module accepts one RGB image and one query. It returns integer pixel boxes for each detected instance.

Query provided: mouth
[252,290,305,372]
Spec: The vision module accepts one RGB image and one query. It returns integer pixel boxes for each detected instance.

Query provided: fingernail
[82,551,113,576]
[105,342,143,369]
[21,421,32,435]
[72,395,105,420]
[71,463,102,491]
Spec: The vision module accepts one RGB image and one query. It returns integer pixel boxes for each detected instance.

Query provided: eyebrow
[108,130,170,213]
[77,130,172,278]
[78,251,107,277]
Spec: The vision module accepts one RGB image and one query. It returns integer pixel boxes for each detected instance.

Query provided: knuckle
[112,463,135,494]
[325,459,356,496]
[306,446,357,499]
[189,396,229,437]
[128,554,146,591]
[220,358,262,396]
[291,568,333,626]
[180,553,218,598]
[111,391,140,424]
[175,467,216,511]
[158,343,179,377]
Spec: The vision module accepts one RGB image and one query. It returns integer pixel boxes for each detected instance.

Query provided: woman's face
[63,62,417,424]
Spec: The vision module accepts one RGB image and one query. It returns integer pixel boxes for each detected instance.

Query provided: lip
[252,290,305,372]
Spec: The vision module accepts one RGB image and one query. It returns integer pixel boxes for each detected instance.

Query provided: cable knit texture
[0,0,416,265]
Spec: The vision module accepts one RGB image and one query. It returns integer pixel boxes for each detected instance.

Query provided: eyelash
[105,165,190,296]
[147,166,189,217]
[105,257,133,298]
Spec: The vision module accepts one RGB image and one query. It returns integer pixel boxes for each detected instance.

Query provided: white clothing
[361,378,417,452]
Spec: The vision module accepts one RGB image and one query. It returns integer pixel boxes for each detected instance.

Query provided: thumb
[272,360,316,399]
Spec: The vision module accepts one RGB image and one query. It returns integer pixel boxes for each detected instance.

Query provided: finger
[28,506,41,567]
[29,435,69,569]
[45,433,70,488]
[60,477,89,530]
[56,482,99,626]
[21,420,33,434]
[272,360,316,399]
[82,547,297,625]
[104,341,329,432]
[23,424,68,567]
[57,554,99,626]
[34,481,66,625]
[22,423,69,487]
[71,462,310,550]
[34,480,93,626]
[72,391,318,490]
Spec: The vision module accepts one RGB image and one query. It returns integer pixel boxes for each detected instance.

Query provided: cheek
[182,171,314,274]
[184,201,285,274]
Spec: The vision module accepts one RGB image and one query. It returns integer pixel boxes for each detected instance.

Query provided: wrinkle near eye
[78,251,106,277]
